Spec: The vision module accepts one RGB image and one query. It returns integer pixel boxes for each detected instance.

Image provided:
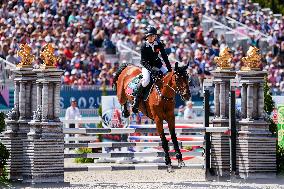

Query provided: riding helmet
[144,26,157,37]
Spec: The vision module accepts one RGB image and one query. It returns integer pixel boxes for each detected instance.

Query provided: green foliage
[252,0,284,15]
[277,145,284,174]
[184,146,193,151]
[0,112,9,184]
[75,148,94,163]
[98,105,102,117]
[102,84,107,96]
[0,143,9,183]
[263,77,284,174]
[0,112,5,133]
[97,105,103,141]
[268,117,277,136]
[264,77,274,115]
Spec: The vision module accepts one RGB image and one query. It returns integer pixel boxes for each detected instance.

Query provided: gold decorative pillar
[211,47,236,178]
[237,46,276,179]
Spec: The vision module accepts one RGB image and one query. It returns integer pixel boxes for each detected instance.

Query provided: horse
[113,62,190,172]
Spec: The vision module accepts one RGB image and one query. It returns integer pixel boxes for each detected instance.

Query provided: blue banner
[60,89,116,109]
[2,88,213,110]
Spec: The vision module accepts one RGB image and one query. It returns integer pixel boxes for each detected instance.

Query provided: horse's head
[172,62,190,101]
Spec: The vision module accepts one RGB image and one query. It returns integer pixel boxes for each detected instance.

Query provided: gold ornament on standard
[214,47,232,70]
[241,46,261,71]
[17,44,35,68]
[40,43,58,69]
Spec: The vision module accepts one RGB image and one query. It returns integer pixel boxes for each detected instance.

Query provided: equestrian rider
[132,26,172,113]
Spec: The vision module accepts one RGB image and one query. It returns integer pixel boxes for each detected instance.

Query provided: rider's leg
[132,68,150,113]
[141,68,151,87]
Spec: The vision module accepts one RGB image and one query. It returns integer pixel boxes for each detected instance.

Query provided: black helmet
[144,26,157,37]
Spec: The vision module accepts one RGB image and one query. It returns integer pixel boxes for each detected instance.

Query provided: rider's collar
[145,41,158,47]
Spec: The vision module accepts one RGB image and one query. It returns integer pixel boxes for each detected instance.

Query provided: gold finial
[16,44,35,68]
[214,47,232,70]
[40,43,58,69]
[241,46,261,71]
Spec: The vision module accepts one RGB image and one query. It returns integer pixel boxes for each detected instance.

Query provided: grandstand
[0,0,283,116]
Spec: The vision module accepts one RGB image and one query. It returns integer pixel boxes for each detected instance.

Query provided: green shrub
[0,143,9,183]
[0,112,9,185]
[0,112,5,133]
[264,77,284,174]
[277,145,284,174]
[252,0,284,15]
[75,148,94,163]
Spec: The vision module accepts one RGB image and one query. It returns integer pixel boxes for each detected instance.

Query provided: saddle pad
[126,74,143,96]
[126,74,153,101]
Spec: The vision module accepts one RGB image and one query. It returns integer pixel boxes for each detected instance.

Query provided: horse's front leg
[168,118,185,168]
[155,118,173,173]
[122,103,130,118]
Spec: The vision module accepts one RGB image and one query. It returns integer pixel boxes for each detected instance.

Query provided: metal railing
[225,16,270,40]
[0,57,16,84]
[202,15,250,39]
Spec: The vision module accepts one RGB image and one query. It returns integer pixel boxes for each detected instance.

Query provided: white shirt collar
[145,41,158,51]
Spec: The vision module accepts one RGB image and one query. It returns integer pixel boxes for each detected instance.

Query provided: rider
[132,26,172,113]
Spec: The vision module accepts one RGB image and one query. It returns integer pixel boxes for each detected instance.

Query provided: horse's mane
[112,63,129,90]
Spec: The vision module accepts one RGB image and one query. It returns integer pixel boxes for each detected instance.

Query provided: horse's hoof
[178,159,185,168]
[167,164,174,173]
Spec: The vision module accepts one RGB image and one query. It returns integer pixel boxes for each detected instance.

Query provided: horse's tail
[112,63,129,91]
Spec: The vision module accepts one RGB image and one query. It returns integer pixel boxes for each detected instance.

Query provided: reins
[154,70,188,102]
[154,71,176,102]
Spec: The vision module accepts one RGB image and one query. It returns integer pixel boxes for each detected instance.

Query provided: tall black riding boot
[132,84,144,113]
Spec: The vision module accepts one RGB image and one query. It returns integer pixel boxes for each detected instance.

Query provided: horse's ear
[175,62,179,70]
[183,62,189,70]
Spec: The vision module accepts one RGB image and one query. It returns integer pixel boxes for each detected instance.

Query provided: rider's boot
[132,83,145,113]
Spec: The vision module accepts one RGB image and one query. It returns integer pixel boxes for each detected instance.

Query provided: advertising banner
[278,105,284,148]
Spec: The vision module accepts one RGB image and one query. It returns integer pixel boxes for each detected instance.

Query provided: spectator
[6,50,18,64]
[0,1,283,94]
[65,97,81,123]
[184,101,196,120]
[176,105,184,119]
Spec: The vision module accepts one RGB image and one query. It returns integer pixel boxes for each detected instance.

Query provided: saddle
[125,74,154,101]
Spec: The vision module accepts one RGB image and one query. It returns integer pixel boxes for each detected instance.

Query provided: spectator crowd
[0,0,283,94]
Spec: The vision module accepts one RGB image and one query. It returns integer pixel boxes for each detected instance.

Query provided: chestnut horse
[113,63,190,172]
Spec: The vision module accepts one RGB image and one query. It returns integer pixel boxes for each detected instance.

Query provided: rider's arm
[159,42,172,72]
[141,44,152,71]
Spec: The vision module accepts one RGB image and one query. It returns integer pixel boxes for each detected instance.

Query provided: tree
[263,77,284,174]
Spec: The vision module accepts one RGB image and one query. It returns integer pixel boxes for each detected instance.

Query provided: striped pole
[128,135,204,141]
[64,151,203,158]
[64,164,204,172]
[64,141,204,148]
[63,127,229,134]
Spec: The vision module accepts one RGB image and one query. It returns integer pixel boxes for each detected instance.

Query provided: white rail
[225,16,270,39]
[202,15,250,39]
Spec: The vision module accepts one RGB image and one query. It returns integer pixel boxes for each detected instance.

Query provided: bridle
[154,70,189,102]
[170,71,189,101]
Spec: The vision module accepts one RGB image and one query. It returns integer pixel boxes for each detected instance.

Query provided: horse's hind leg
[156,118,173,172]
[122,103,130,118]
[168,118,185,168]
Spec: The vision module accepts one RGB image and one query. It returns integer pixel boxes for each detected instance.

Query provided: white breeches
[141,66,168,87]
